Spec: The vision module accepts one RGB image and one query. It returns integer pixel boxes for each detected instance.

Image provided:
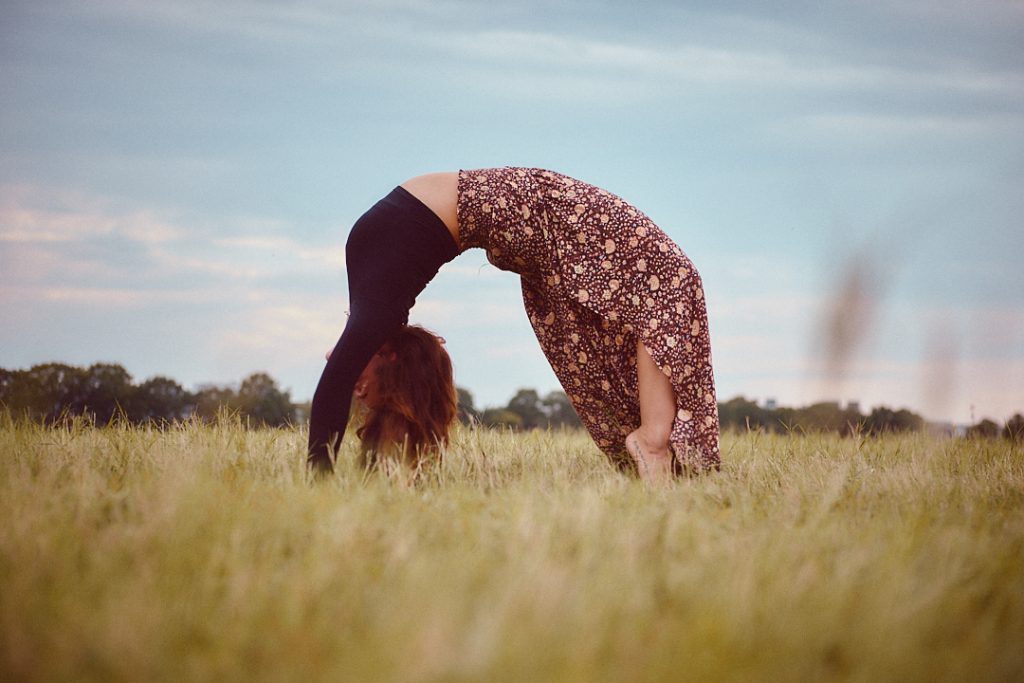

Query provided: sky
[1,0,1022,424]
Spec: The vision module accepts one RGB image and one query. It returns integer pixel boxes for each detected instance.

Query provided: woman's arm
[307,307,401,473]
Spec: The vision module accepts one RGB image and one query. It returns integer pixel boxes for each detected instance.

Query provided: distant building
[763,398,777,411]
[846,400,860,414]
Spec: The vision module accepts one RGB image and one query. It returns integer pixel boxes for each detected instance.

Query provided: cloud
[440,30,905,90]
[72,0,351,44]
[367,0,1024,103]
[53,0,1021,108]
[711,292,824,326]
[0,184,345,303]
[798,112,1024,140]
[0,285,221,307]
[876,0,1024,29]
[211,301,345,380]
[0,185,185,244]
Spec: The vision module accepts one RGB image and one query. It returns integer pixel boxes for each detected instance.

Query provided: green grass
[1,416,1022,682]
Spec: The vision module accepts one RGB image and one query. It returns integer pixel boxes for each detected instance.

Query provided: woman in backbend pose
[308,168,720,483]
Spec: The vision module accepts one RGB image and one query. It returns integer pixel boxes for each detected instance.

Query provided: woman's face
[354,349,389,407]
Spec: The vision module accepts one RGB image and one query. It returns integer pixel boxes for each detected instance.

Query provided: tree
[456,386,478,424]
[0,368,14,405]
[129,376,192,424]
[0,362,310,429]
[893,408,924,432]
[21,363,87,423]
[1004,414,1024,442]
[718,396,781,433]
[506,389,546,429]
[542,391,581,428]
[864,406,923,435]
[235,372,294,427]
[967,418,1000,439]
[479,408,523,429]
[795,401,860,434]
[192,384,238,422]
[80,363,134,423]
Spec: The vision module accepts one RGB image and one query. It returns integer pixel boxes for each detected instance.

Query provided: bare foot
[625,429,673,486]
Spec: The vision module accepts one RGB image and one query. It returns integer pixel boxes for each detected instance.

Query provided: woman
[308,168,719,483]
[349,324,458,470]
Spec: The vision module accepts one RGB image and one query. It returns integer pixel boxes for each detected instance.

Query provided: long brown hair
[356,325,457,469]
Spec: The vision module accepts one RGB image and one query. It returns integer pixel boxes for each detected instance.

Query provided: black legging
[307,186,458,472]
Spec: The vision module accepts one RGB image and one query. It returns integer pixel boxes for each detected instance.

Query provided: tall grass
[1,415,1022,682]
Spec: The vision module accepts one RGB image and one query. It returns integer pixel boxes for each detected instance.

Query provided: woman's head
[355,324,457,468]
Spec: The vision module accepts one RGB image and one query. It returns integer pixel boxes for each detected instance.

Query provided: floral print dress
[457,167,720,473]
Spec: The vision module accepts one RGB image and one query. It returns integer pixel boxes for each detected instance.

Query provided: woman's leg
[626,340,676,484]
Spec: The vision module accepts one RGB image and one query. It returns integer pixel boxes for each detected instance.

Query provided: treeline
[0,363,295,427]
[457,388,582,430]
[2,363,1021,440]
[0,362,582,431]
[719,396,1024,440]
[963,416,1024,440]
[719,396,922,435]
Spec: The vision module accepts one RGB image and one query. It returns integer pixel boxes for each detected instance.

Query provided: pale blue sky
[2,0,1022,423]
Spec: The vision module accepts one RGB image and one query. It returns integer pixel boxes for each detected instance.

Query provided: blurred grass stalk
[1,416,1022,682]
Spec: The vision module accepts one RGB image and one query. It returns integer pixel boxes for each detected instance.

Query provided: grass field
[1,416,1022,682]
